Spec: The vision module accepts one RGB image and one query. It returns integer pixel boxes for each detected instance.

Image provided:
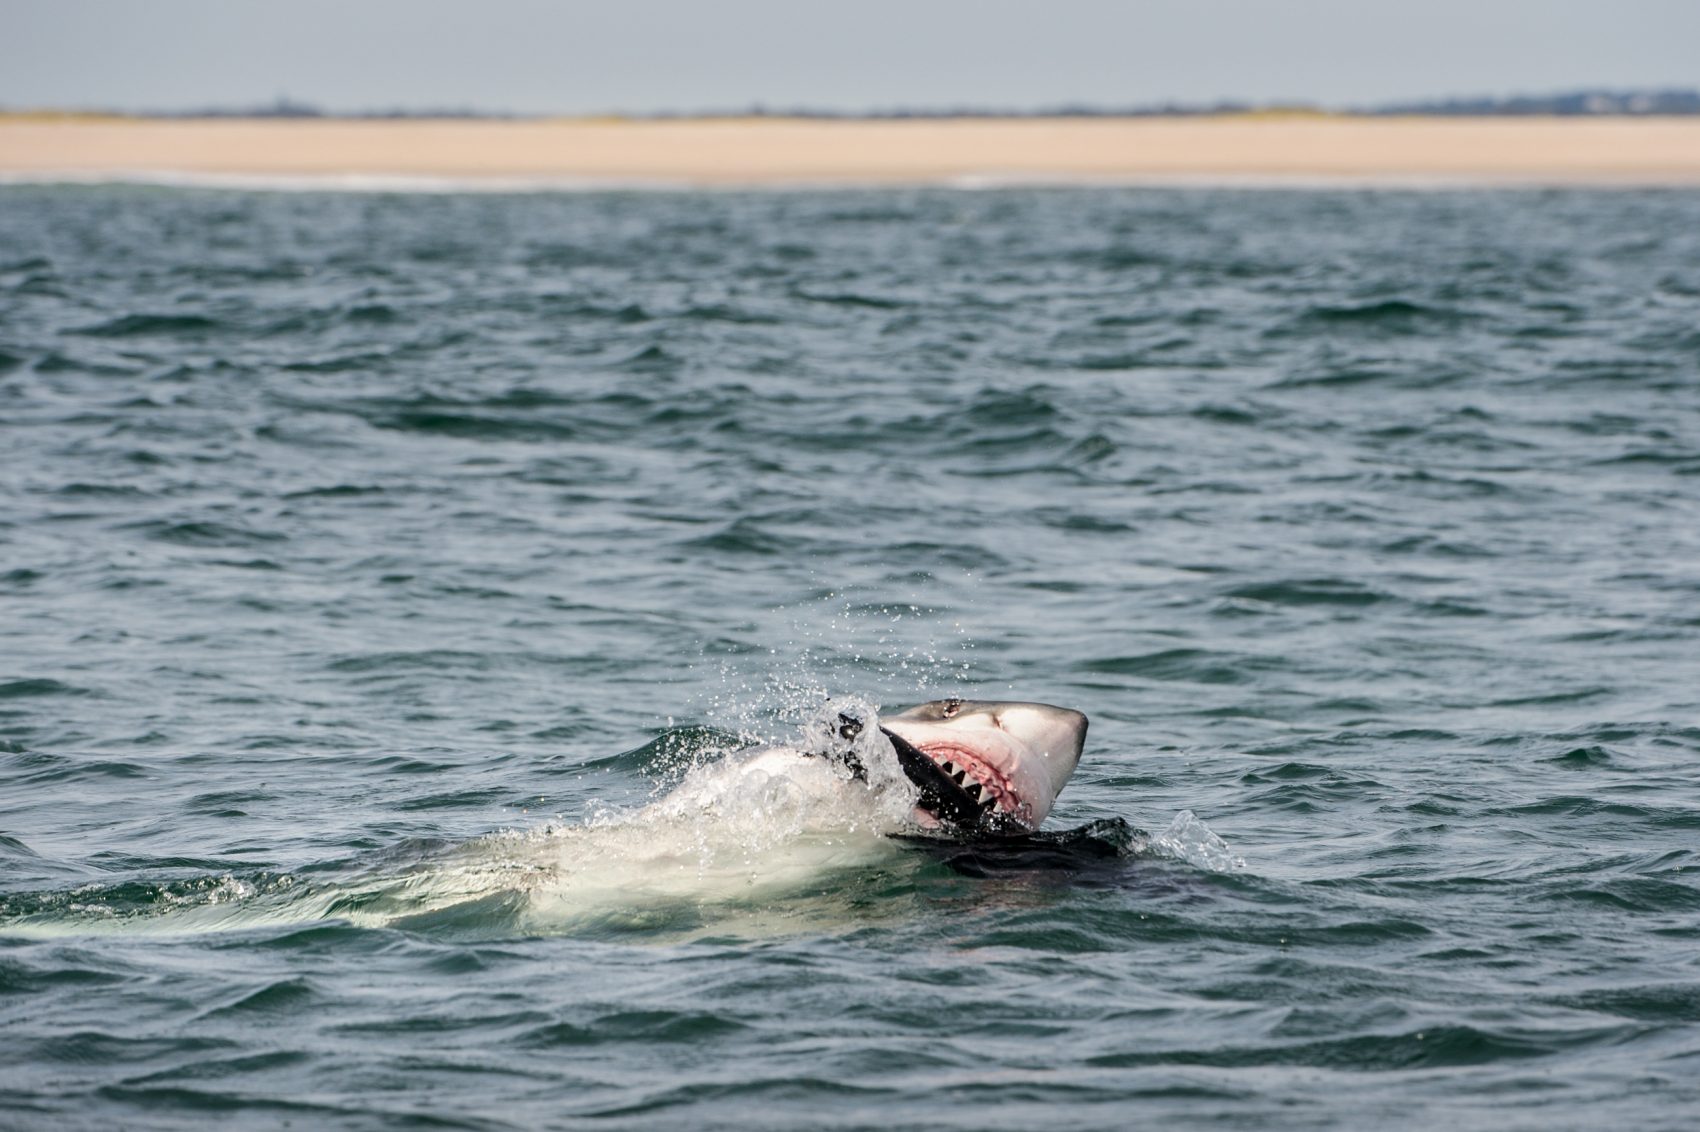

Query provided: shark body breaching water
[502,696,1092,934]
[203,697,1091,937]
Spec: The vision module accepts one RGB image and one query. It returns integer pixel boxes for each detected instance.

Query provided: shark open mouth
[918,743,1020,815]
[881,728,1026,836]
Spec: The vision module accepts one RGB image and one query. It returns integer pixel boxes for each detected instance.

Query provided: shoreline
[3,117,1700,187]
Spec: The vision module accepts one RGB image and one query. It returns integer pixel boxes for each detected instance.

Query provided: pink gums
[916,741,1032,826]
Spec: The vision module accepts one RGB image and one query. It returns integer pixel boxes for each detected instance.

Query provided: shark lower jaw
[880,727,1021,836]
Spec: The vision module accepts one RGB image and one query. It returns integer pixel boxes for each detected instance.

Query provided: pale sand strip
[2,117,1699,185]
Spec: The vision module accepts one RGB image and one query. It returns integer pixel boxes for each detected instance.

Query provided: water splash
[1,703,928,941]
[692,588,979,745]
[1136,809,1247,872]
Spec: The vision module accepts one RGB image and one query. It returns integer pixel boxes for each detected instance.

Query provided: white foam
[0,704,925,940]
[325,729,917,937]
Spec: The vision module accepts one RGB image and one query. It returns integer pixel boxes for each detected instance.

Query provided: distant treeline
[1367,89,1700,116]
[151,97,519,120]
[15,88,1700,120]
[676,89,1700,119]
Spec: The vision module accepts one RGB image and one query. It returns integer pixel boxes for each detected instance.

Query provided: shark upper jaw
[881,699,1088,835]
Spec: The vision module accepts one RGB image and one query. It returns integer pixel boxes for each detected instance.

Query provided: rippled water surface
[3,184,1699,1129]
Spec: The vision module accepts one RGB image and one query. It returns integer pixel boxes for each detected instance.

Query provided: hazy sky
[6,0,1699,114]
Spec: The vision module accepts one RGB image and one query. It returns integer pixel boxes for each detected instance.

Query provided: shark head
[880,698,1088,836]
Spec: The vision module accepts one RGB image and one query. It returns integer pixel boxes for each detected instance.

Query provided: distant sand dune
[3,117,1699,185]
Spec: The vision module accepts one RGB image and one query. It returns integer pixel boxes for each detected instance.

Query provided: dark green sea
[2,183,1698,1130]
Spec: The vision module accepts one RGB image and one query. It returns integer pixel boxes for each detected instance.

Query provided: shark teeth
[936,757,1001,811]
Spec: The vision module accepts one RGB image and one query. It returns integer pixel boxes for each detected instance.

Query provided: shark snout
[989,702,1087,799]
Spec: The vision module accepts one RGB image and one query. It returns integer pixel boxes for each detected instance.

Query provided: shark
[718,697,1090,838]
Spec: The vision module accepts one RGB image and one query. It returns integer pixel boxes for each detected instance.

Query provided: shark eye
[942,698,962,719]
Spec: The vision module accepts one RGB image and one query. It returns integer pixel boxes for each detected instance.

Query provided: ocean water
[2,183,1699,1130]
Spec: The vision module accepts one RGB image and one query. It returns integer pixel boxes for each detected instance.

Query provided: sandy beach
[2,116,1699,186]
